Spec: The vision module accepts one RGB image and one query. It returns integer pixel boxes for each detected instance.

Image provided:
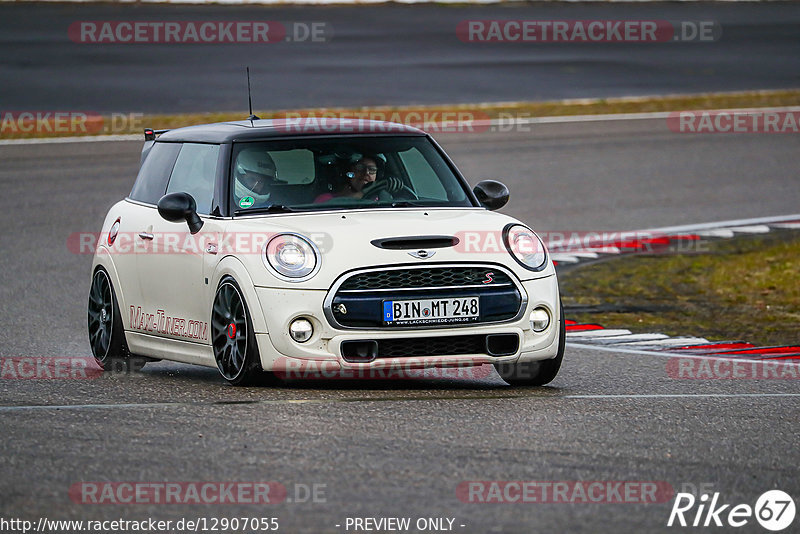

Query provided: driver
[314,155,403,203]
[347,156,380,197]
[233,148,277,208]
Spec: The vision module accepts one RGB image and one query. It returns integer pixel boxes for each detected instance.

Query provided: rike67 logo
[668,490,795,531]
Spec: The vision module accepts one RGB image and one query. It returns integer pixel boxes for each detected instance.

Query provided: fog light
[529,308,550,332]
[289,318,313,343]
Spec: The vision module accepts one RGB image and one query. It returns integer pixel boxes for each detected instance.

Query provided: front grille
[379,335,486,358]
[340,334,519,362]
[328,265,524,329]
[339,267,512,291]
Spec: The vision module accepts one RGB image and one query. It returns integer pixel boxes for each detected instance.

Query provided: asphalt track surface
[1,120,799,532]
[1,2,800,113]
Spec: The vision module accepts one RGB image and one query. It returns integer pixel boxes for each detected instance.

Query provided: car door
[120,141,181,338]
[134,142,222,345]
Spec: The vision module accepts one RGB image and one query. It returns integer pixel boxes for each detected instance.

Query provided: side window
[398,148,447,199]
[270,149,315,184]
[129,142,181,205]
[166,143,220,215]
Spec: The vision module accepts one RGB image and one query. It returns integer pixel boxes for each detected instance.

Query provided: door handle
[138,232,154,240]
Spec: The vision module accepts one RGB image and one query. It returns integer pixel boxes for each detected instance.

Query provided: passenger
[233,148,277,208]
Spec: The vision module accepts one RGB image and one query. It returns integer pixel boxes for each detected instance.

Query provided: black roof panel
[156,119,426,143]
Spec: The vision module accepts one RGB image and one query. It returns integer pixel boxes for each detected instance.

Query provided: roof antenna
[246,67,260,125]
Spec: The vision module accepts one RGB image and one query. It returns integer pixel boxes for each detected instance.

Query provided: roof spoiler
[144,128,169,141]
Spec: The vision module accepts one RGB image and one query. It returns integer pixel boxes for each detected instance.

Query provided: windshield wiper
[389,201,429,208]
[235,204,297,215]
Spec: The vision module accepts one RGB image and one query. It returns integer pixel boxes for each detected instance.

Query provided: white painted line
[550,254,580,264]
[566,329,633,338]
[0,398,332,412]
[582,246,621,254]
[696,229,736,238]
[1,392,796,412]
[638,214,800,236]
[565,252,600,259]
[475,106,800,128]
[727,225,771,234]
[0,134,141,146]
[562,393,800,400]
[1,0,518,4]
[0,1,789,6]
[547,250,601,259]
[476,111,670,126]
[0,402,181,412]
[618,337,711,347]
[549,246,619,254]
[587,333,671,344]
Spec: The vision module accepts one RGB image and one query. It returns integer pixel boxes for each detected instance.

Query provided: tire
[88,268,144,371]
[495,302,566,386]
[211,278,271,386]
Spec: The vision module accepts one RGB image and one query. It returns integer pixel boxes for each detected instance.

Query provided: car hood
[222,208,555,289]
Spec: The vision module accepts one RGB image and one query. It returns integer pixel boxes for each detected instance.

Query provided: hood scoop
[371,235,460,250]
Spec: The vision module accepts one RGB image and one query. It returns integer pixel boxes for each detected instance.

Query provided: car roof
[156,118,427,143]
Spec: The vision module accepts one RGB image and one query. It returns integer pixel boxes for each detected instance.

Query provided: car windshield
[230,136,475,213]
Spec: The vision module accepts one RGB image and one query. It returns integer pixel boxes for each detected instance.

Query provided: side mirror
[157,192,204,235]
[473,180,510,211]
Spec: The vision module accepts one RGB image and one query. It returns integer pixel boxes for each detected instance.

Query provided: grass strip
[3,88,800,139]
[559,230,800,347]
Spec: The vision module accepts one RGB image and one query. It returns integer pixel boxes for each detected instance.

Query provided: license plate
[383,297,480,325]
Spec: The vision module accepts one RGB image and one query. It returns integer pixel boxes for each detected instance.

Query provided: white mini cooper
[88,119,564,386]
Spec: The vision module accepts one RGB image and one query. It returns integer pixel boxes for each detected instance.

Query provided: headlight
[264,234,320,281]
[504,224,547,271]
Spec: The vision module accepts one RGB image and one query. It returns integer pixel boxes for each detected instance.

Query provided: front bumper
[252,274,560,372]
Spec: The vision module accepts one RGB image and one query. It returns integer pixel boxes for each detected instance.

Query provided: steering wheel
[362,177,419,200]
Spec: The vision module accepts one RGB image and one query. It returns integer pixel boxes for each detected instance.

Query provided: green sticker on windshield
[239,196,255,208]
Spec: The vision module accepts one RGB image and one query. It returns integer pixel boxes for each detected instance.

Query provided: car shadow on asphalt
[131,361,566,396]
